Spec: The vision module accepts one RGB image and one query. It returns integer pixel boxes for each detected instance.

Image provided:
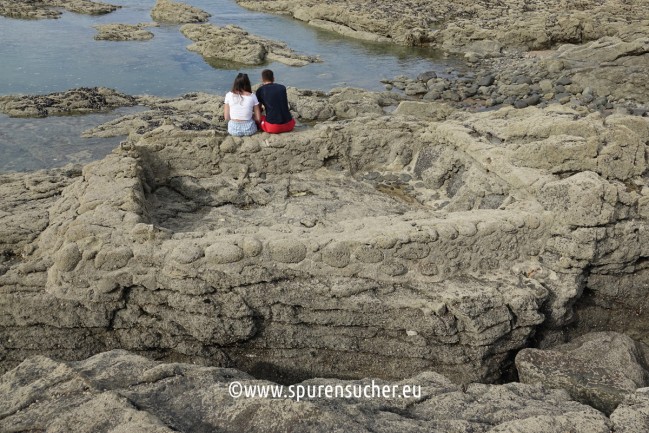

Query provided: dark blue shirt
[256,83,292,125]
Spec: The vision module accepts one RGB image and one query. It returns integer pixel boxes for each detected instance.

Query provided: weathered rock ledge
[0,349,624,433]
[180,23,321,67]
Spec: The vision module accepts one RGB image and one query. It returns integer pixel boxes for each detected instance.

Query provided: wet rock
[93,23,157,41]
[180,23,321,66]
[0,87,137,118]
[150,0,210,24]
[0,0,119,19]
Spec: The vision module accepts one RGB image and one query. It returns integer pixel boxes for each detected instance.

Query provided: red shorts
[259,116,295,134]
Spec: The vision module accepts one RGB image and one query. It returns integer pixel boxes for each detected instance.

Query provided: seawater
[0,0,458,171]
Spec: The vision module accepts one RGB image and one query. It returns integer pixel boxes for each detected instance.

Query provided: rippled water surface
[0,0,459,171]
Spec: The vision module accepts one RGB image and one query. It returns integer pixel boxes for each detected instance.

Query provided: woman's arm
[224,103,230,122]
[253,104,261,123]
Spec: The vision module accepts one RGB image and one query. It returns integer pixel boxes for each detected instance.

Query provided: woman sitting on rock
[224,73,261,137]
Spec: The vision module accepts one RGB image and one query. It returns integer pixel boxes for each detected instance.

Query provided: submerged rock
[93,23,158,41]
[180,23,321,66]
[0,0,120,20]
[0,350,613,433]
[150,0,210,24]
[0,87,138,118]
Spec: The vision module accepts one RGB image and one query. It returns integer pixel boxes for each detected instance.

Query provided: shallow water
[0,107,143,172]
[0,0,460,172]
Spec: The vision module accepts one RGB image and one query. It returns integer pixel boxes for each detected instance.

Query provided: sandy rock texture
[0,0,119,20]
[93,23,158,41]
[180,23,321,67]
[516,332,649,414]
[0,350,614,433]
[0,87,138,118]
[150,0,210,24]
[0,166,81,270]
[237,0,649,52]
[0,86,647,389]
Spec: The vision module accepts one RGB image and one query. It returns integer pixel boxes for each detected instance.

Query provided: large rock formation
[150,0,210,24]
[180,23,321,67]
[0,350,614,432]
[0,0,119,20]
[237,0,649,50]
[1,86,647,389]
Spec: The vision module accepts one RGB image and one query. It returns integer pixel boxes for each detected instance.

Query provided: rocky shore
[0,0,120,20]
[1,0,649,431]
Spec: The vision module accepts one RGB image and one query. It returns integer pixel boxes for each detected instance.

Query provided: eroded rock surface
[0,0,119,19]
[1,84,647,389]
[0,87,138,118]
[516,332,649,414]
[237,0,649,50]
[93,23,157,41]
[180,23,321,67]
[150,0,210,24]
[0,350,613,433]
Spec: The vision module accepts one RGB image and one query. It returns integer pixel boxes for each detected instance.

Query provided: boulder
[516,332,649,414]
[150,0,210,24]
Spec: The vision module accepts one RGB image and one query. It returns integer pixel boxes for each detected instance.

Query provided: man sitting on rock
[256,69,295,134]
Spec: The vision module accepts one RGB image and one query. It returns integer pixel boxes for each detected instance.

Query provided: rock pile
[0,0,120,20]
[383,34,649,113]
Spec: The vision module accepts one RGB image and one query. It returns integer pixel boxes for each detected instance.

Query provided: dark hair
[231,73,252,94]
[261,69,274,83]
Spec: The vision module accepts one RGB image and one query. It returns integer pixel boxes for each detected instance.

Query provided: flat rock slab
[0,350,613,433]
[93,23,158,41]
[0,0,119,19]
[516,332,649,414]
[180,23,321,66]
[0,87,137,118]
[150,0,210,24]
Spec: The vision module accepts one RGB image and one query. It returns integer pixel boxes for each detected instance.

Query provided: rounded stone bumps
[381,260,408,277]
[95,246,133,271]
[322,242,351,268]
[418,261,439,276]
[395,243,431,260]
[205,243,244,264]
[169,243,204,264]
[241,237,263,257]
[353,245,384,264]
[55,243,82,272]
[456,221,478,237]
[268,239,307,264]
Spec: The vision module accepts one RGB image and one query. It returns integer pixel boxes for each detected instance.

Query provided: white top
[225,91,259,121]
